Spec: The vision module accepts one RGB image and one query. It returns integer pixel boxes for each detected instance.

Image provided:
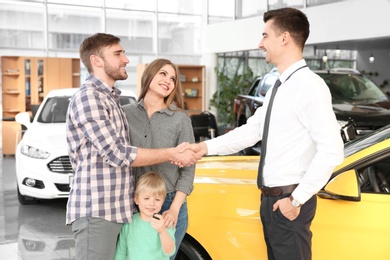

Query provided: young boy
[114,172,176,260]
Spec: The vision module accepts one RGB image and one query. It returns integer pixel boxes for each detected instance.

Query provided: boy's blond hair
[135,171,167,198]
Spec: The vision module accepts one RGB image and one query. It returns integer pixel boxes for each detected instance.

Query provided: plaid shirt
[66,74,137,225]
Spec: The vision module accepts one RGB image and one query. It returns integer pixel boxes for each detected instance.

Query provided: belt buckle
[270,187,283,196]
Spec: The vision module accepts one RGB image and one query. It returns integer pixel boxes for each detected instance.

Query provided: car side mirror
[317,170,361,202]
[15,112,32,129]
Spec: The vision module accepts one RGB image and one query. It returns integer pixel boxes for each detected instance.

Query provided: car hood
[194,156,259,184]
[332,100,390,122]
[21,123,67,152]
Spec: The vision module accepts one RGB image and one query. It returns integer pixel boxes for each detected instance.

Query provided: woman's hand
[162,208,179,228]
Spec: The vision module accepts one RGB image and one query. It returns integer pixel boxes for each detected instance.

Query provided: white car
[15,88,137,205]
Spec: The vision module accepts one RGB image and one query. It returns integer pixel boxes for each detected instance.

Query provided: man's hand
[273,197,300,221]
[170,142,202,167]
[179,142,208,157]
[134,143,201,167]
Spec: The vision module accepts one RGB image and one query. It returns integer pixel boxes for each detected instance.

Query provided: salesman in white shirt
[185,7,344,260]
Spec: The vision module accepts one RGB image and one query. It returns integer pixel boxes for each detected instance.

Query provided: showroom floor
[0,155,74,260]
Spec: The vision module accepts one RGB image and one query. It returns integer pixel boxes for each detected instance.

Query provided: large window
[158,14,201,56]
[307,0,347,7]
[106,9,155,54]
[218,48,356,79]
[106,0,156,11]
[0,2,44,49]
[0,0,204,92]
[0,0,203,57]
[237,0,266,19]
[268,0,304,10]
[47,4,102,52]
[208,0,234,24]
[47,0,103,6]
[158,0,202,15]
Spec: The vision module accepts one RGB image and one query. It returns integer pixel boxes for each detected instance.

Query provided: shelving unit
[45,58,81,94]
[179,65,206,115]
[2,56,25,119]
[1,56,24,155]
[24,57,45,109]
[72,58,81,88]
[136,64,206,115]
[1,56,81,155]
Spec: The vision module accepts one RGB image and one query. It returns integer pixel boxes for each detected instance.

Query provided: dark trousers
[260,194,316,260]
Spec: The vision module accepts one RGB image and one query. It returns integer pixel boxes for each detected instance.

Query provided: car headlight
[20,144,50,159]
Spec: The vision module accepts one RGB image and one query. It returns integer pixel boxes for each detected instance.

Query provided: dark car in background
[233,68,390,155]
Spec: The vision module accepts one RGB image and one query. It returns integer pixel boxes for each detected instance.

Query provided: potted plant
[209,66,255,130]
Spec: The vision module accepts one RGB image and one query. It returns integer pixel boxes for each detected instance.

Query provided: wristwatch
[289,195,301,208]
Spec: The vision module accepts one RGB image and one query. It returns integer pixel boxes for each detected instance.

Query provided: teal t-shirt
[114,213,176,260]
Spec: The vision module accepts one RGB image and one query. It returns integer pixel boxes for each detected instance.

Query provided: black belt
[260,184,298,197]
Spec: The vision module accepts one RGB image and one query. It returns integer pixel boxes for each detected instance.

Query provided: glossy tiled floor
[0,155,75,260]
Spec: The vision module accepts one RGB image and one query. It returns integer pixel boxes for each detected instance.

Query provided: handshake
[171,142,208,167]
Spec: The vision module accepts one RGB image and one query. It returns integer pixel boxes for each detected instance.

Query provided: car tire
[176,234,211,260]
[17,185,39,205]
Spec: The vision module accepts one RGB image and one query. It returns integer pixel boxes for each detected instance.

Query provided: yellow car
[176,125,390,260]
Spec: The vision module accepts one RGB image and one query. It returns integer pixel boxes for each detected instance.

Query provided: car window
[38,96,71,123]
[319,74,388,102]
[259,74,278,97]
[344,124,390,157]
[248,78,261,96]
[358,156,390,194]
[37,95,137,123]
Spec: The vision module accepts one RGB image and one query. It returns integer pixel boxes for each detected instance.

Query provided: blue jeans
[161,191,188,260]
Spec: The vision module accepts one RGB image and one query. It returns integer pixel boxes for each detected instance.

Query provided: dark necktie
[257,79,282,188]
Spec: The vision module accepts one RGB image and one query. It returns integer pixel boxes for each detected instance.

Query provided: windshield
[318,73,388,103]
[38,96,71,123]
[38,95,136,123]
[344,124,390,157]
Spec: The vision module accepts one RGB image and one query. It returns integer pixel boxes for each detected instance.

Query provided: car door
[312,146,390,259]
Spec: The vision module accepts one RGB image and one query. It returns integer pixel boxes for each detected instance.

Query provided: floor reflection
[17,199,74,260]
[0,156,74,260]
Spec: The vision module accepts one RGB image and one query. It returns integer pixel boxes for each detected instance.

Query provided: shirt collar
[86,74,121,100]
[137,99,177,116]
[279,59,307,83]
[111,86,122,98]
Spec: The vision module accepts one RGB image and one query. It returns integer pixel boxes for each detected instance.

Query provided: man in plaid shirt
[66,33,200,260]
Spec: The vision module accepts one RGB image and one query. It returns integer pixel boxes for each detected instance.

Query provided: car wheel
[176,234,211,260]
[17,185,39,205]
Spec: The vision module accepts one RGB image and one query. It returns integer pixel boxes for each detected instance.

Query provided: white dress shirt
[205,59,344,204]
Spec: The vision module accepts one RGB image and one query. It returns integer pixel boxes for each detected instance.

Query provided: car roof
[260,67,361,77]
[313,68,361,75]
[45,88,137,99]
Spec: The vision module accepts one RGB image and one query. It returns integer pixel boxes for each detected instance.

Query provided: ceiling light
[369,53,375,63]
[335,47,341,57]
[322,51,328,63]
